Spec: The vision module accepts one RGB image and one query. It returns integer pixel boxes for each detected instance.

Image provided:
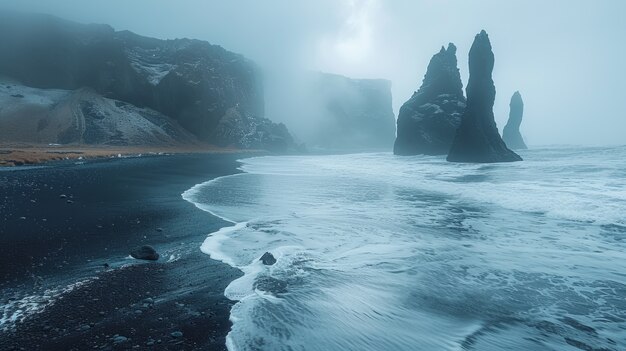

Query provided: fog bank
[2,0,625,146]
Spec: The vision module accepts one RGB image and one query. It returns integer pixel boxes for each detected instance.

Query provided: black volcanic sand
[0,154,249,350]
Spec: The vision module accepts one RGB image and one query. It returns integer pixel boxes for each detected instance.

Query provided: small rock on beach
[130,245,160,261]
[260,252,276,265]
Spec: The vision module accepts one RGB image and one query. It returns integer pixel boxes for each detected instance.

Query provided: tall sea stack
[394,43,466,155]
[502,91,527,149]
[447,31,521,163]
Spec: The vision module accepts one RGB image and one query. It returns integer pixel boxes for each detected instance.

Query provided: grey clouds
[1,0,625,146]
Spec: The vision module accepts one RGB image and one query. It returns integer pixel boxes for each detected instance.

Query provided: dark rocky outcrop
[130,245,159,261]
[447,31,522,163]
[212,107,295,152]
[502,91,527,149]
[394,44,466,155]
[260,252,276,265]
[0,12,296,151]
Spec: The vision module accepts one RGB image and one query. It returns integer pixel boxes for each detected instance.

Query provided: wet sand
[0,153,249,350]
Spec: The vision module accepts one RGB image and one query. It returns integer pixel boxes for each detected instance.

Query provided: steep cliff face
[447,31,521,163]
[313,73,395,151]
[116,31,265,141]
[267,72,395,152]
[394,44,466,155]
[502,91,527,149]
[0,12,294,151]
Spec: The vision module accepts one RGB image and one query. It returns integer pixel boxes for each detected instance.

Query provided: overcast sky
[1,0,625,146]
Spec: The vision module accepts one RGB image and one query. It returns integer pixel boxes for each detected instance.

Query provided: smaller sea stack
[502,91,528,149]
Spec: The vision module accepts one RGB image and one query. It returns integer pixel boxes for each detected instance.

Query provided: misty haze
[0,1,624,351]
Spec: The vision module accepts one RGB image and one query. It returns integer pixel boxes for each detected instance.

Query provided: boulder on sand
[130,245,159,261]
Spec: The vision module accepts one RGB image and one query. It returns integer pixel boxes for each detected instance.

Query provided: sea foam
[183,146,626,351]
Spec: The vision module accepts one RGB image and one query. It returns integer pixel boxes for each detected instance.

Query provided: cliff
[315,73,396,151]
[267,72,396,152]
[394,44,466,155]
[502,91,528,149]
[447,31,521,163]
[0,12,296,151]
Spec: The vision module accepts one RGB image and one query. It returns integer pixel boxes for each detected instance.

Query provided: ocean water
[182,146,626,351]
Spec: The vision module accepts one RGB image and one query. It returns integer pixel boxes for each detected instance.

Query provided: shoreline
[0,153,248,350]
[0,143,262,167]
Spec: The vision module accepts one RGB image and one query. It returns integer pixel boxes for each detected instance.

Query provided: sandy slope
[0,81,199,147]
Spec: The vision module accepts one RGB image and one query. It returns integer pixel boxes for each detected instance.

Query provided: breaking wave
[183,146,626,351]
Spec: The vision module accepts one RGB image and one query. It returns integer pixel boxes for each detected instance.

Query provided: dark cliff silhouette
[447,31,522,163]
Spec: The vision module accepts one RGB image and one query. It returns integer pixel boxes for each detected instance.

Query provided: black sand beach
[0,153,247,350]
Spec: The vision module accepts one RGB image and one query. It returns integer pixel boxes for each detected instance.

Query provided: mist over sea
[183,146,626,351]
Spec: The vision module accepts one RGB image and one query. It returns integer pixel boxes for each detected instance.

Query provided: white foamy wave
[239,149,626,225]
[199,222,244,266]
[0,277,96,331]
[184,146,626,351]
